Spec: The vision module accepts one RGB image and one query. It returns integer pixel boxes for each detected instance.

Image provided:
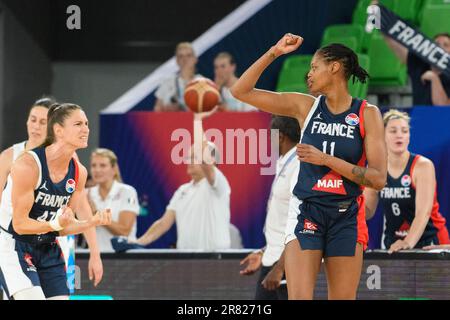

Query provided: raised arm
[382,35,408,65]
[297,104,387,190]
[230,33,315,119]
[193,107,218,186]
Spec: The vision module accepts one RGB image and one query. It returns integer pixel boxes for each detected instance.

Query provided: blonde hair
[91,148,122,182]
[383,109,411,127]
[175,42,195,56]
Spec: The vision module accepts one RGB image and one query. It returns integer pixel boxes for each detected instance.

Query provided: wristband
[49,208,64,231]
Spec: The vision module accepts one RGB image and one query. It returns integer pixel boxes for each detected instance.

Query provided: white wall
[51,62,159,166]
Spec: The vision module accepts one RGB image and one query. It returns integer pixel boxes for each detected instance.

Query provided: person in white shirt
[154,42,202,112]
[87,148,139,252]
[240,115,300,300]
[111,107,231,251]
[214,52,257,112]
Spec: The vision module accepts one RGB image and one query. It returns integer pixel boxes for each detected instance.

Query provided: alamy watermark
[366,5,381,32]
[66,5,81,30]
[67,265,82,290]
[366,264,381,290]
[170,128,280,175]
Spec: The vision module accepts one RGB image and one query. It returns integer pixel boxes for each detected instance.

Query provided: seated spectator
[87,148,139,252]
[214,52,257,112]
[383,32,450,106]
[154,42,202,111]
[364,110,450,252]
[111,107,232,251]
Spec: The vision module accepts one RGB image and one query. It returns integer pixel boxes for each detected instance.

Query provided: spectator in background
[154,42,202,111]
[364,110,450,251]
[383,32,450,106]
[87,148,139,252]
[214,52,257,112]
[111,107,232,251]
[240,115,300,300]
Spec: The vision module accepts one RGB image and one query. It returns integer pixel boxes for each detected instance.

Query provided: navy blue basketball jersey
[293,95,367,208]
[380,153,449,248]
[10,146,79,244]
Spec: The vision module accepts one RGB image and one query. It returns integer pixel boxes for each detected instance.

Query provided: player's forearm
[324,155,386,191]
[404,213,430,248]
[82,227,100,256]
[59,219,96,236]
[13,217,54,235]
[230,48,277,99]
[273,250,285,272]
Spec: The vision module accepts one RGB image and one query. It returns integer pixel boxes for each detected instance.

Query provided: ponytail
[318,43,370,84]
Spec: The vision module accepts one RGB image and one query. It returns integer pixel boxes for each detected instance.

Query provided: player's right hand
[239,252,262,275]
[58,206,76,228]
[272,33,303,57]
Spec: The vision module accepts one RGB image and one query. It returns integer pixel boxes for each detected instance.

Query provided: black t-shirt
[407,51,450,105]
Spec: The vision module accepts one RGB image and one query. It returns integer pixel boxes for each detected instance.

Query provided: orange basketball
[184,78,220,113]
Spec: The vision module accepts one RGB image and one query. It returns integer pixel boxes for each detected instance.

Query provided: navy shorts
[294,196,368,257]
[0,232,69,299]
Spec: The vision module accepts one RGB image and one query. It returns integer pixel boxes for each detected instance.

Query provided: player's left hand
[262,265,284,291]
[296,143,329,166]
[388,239,412,254]
[88,253,103,287]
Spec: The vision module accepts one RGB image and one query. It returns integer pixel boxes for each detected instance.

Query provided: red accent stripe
[358,100,367,139]
[357,100,368,191]
[410,155,420,190]
[356,195,369,250]
[73,158,79,187]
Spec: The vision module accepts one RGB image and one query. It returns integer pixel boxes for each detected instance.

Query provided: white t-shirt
[88,181,139,252]
[221,87,258,112]
[0,141,26,229]
[155,74,202,110]
[167,166,231,250]
[262,147,299,267]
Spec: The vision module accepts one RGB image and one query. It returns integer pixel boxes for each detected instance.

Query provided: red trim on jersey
[356,100,368,192]
[410,155,420,190]
[356,195,369,250]
[358,100,367,139]
[410,155,450,244]
[73,158,79,187]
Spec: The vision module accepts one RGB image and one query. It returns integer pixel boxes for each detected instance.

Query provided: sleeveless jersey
[293,95,367,209]
[380,153,447,247]
[8,146,79,244]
